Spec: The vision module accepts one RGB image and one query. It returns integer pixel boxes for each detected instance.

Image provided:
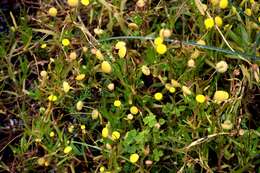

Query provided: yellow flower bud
[91,109,99,119]
[107,83,115,91]
[64,146,72,154]
[115,41,126,49]
[41,43,47,49]
[102,127,109,138]
[49,131,55,137]
[69,51,77,60]
[141,65,151,76]
[62,39,70,46]
[216,60,228,73]
[182,86,192,96]
[118,46,127,58]
[214,16,223,27]
[245,8,252,16]
[63,81,70,93]
[48,94,57,102]
[154,37,163,45]
[76,101,84,111]
[75,74,85,81]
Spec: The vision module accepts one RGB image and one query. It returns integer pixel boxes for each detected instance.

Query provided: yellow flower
[62,39,70,46]
[48,94,57,102]
[258,17,260,23]
[101,61,112,73]
[95,50,104,60]
[214,16,223,27]
[107,83,115,91]
[75,74,85,81]
[48,7,58,17]
[156,44,167,54]
[41,43,47,49]
[197,39,206,46]
[130,153,139,163]
[127,114,134,120]
[111,131,120,140]
[100,166,105,172]
[245,8,252,16]
[187,59,195,68]
[154,92,163,101]
[76,101,84,111]
[91,109,99,119]
[67,0,79,7]
[160,29,172,38]
[81,0,89,6]
[182,86,192,96]
[196,94,206,103]
[210,0,219,6]
[204,18,214,30]
[69,51,77,60]
[118,46,127,58]
[80,125,85,130]
[169,87,176,93]
[102,127,109,138]
[154,37,163,45]
[213,90,229,103]
[219,0,228,9]
[115,41,126,49]
[37,157,45,166]
[171,79,181,88]
[130,106,139,115]
[216,60,228,73]
[141,65,151,76]
[114,100,121,107]
[68,125,74,133]
[49,131,55,137]
[64,146,72,154]
[63,81,71,93]
[40,70,48,78]
[221,120,233,130]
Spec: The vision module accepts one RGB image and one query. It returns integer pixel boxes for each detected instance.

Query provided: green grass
[0,0,260,172]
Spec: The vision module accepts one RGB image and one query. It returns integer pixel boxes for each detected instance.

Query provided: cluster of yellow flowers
[115,41,127,58]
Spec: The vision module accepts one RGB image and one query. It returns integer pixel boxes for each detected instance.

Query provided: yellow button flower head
[118,46,127,58]
[169,87,176,93]
[80,125,85,130]
[214,16,223,27]
[115,41,126,49]
[62,39,70,46]
[187,59,195,68]
[154,92,163,101]
[48,7,57,17]
[130,106,139,115]
[219,0,228,9]
[100,166,105,172]
[63,81,70,93]
[245,8,252,16]
[111,131,120,140]
[156,44,167,54]
[141,65,151,76]
[204,18,214,30]
[49,131,55,137]
[64,146,72,154]
[196,94,206,103]
[76,101,84,111]
[130,153,139,163]
[114,100,121,107]
[81,0,89,6]
[213,90,229,103]
[101,61,112,73]
[48,94,57,102]
[91,109,99,119]
[216,60,228,73]
[67,0,79,7]
[41,43,47,49]
[102,127,109,138]
[154,37,163,45]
